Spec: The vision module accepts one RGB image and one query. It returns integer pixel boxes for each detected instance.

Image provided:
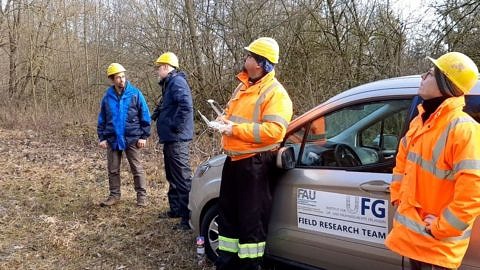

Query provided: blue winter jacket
[97,81,151,150]
[156,70,194,143]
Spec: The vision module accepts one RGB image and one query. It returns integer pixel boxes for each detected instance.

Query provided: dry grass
[0,126,216,270]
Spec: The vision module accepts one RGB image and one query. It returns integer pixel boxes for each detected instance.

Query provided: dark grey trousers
[107,143,147,198]
[409,259,456,270]
[163,141,192,221]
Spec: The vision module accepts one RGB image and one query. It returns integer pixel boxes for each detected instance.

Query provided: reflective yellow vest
[386,96,480,268]
[222,70,293,161]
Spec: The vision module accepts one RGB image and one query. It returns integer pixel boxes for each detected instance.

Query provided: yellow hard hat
[244,37,279,64]
[155,52,179,68]
[106,63,126,77]
[428,52,479,94]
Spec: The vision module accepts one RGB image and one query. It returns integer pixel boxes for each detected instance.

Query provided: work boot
[158,210,180,219]
[100,196,120,207]
[172,219,191,231]
[136,196,147,207]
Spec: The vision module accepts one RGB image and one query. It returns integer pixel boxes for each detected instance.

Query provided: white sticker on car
[297,188,388,244]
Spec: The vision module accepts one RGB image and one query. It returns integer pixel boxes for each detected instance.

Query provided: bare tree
[431,0,480,61]
[0,0,467,130]
[4,0,20,98]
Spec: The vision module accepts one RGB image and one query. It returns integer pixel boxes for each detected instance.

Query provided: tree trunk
[184,0,204,91]
[83,0,90,109]
[63,0,77,106]
[7,0,20,99]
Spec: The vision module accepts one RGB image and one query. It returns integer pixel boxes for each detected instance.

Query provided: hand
[99,140,107,149]
[220,123,233,136]
[218,117,233,136]
[151,107,160,121]
[137,139,147,148]
[392,200,399,209]
[424,214,437,233]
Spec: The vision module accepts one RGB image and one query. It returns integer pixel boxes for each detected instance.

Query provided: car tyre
[200,204,219,262]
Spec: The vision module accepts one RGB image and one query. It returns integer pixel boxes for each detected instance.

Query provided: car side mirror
[276,146,296,170]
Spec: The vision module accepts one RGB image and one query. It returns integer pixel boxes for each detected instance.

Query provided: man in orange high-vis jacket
[385,52,480,270]
[215,37,293,270]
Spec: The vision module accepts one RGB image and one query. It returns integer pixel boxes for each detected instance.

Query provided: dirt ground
[0,127,215,270]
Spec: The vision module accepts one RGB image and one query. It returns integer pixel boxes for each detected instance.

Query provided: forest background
[2,0,479,139]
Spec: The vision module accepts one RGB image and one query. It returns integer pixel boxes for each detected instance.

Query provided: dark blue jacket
[97,81,151,150]
[156,70,194,143]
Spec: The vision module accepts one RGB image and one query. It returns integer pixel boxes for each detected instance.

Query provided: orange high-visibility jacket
[222,70,293,161]
[307,117,326,144]
[386,96,480,268]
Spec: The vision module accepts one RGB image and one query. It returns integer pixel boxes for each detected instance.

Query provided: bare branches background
[0,0,479,128]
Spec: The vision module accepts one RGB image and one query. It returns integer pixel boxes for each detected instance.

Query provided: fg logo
[361,198,386,218]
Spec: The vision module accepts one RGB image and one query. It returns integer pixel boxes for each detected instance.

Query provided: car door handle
[359,180,390,193]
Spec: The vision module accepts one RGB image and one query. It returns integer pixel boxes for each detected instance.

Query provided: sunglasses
[421,68,434,80]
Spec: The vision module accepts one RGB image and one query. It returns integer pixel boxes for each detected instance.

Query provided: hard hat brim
[427,56,437,67]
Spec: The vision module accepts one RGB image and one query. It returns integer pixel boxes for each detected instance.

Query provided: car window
[285,126,307,159]
[360,110,405,153]
[464,95,480,123]
[294,99,411,169]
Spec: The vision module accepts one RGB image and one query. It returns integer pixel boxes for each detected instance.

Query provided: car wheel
[200,204,219,262]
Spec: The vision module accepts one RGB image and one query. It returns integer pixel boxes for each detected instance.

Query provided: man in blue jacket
[152,52,194,230]
[97,63,151,207]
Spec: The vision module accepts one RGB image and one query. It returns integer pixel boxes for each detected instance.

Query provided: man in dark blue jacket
[152,52,194,230]
[97,63,151,207]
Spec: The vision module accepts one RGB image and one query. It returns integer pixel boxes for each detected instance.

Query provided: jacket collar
[108,81,132,97]
[159,69,183,85]
[417,95,466,122]
[236,70,276,91]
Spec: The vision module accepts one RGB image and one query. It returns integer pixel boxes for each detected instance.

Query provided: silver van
[189,75,480,269]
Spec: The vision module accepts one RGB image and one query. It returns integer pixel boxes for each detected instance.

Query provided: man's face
[243,53,261,78]
[418,68,442,100]
[111,72,126,89]
[156,64,169,79]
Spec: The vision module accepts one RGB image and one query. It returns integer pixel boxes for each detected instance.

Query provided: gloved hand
[219,117,233,136]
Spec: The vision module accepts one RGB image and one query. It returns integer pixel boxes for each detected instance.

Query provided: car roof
[288,75,480,131]
[326,75,421,104]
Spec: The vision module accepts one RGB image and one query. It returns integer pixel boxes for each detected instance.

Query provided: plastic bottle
[196,236,206,266]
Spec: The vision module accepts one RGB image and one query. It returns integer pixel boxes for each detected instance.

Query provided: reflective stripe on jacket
[222,70,293,160]
[386,96,480,268]
[97,81,151,150]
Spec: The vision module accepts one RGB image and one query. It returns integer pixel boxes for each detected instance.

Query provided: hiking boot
[100,196,120,207]
[137,196,147,207]
[172,220,191,231]
[158,210,180,219]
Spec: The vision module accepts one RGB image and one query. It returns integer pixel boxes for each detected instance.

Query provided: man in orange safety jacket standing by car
[386,52,480,269]
[215,37,293,270]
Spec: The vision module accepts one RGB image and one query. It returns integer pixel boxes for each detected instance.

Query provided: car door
[266,97,414,270]
[460,94,480,270]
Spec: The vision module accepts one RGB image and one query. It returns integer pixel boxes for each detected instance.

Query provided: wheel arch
[199,198,219,228]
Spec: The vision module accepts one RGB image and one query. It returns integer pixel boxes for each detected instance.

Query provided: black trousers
[409,259,456,270]
[216,151,278,270]
[163,141,192,221]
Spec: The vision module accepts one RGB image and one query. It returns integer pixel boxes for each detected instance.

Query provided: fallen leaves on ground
[0,127,215,269]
